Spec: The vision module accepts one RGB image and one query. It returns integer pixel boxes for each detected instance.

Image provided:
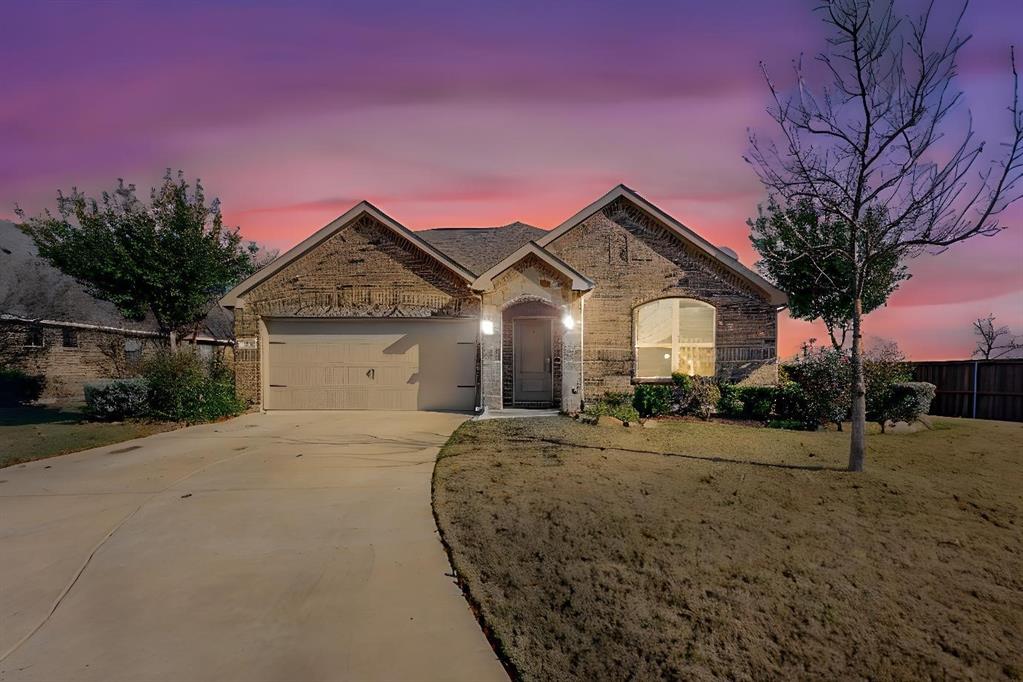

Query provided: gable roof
[538,185,788,306]
[417,222,546,275]
[0,221,232,339]
[470,241,595,293]
[220,201,477,308]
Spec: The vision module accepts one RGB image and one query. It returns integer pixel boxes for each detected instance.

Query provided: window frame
[24,325,44,348]
[62,327,79,348]
[632,297,716,381]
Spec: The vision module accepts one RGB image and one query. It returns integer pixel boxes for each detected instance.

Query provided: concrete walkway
[0,411,506,682]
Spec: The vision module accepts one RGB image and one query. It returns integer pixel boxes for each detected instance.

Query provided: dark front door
[513,318,553,403]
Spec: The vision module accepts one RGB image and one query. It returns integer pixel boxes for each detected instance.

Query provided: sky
[2,0,1021,360]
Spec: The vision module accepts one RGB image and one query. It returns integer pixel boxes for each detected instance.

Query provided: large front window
[634,298,715,378]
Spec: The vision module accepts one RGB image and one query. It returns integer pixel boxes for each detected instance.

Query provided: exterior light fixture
[562,312,575,330]
[481,319,495,336]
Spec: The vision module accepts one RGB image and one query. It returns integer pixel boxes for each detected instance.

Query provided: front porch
[471,243,592,414]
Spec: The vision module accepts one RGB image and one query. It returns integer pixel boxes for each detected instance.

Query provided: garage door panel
[265,319,476,411]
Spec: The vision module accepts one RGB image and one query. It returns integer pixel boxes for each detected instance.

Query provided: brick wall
[545,197,778,397]
[232,215,479,405]
[0,320,162,400]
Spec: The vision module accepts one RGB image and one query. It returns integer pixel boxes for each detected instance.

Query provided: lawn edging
[431,424,522,682]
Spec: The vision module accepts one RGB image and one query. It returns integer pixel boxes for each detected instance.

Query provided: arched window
[633,298,715,378]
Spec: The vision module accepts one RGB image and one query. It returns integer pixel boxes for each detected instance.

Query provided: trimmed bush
[774,381,810,425]
[143,350,244,423]
[633,384,672,418]
[717,382,745,417]
[870,381,936,432]
[584,395,640,424]
[0,367,45,407]
[84,379,149,420]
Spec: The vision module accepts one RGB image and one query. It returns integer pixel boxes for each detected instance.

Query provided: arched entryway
[502,299,563,408]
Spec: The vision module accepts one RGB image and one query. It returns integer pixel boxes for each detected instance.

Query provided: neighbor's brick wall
[0,320,162,401]
[233,215,479,405]
[545,197,778,398]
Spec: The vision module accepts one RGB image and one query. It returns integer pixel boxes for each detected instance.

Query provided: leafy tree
[17,171,263,344]
[746,0,1023,471]
[750,199,908,349]
[972,314,1022,359]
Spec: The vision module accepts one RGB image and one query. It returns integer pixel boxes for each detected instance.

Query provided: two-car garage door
[265,319,477,411]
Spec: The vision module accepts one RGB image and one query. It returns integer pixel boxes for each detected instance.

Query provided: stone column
[560,295,584,413]
[480,304,503,411]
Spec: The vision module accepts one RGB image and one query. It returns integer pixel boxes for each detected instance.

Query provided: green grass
[434,415,1023,681]
[0,406,175,468]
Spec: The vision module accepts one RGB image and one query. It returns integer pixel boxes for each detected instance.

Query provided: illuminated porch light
[561,312,575,330]
[481,319,495,335]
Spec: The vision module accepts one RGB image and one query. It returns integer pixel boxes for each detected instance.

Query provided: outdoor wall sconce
[562,311,575,330]
[481,319,495,335]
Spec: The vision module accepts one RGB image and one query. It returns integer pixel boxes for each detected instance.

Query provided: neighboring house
[0,220,233,400]
[220,185,788,413]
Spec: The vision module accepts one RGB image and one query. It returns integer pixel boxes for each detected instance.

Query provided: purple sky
[3,0,1021,358]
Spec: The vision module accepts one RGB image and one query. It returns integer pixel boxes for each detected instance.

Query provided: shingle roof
[416,222,548,275]
[0,220,233,339]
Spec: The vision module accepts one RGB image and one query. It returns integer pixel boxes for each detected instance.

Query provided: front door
[513,318,553,403]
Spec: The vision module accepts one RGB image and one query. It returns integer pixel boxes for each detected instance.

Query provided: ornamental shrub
[633,384,672,417]
[870,381,936,432]
[584,395,640,424]
[783,341,851,428]
[774,381,809,425]
[84,379,149,420]
[143,349,244,423]
[687,376,721,420]
[864,340,913,430]
[0,367,45,406]
[716,382,744,417]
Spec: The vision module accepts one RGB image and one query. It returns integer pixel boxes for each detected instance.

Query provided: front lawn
[0,406,175,468]
[433,416,1023,681]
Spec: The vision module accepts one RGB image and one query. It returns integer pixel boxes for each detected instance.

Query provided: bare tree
[746,0,1023,471]
[972,314,1022,359]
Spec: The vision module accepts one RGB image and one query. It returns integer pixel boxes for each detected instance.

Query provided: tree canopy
[18,171,264,338]
[750,199,908,349]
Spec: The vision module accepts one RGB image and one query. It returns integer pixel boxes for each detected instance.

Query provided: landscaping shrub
[143,350,244,423]
[717,382,744,417]
[84,379,150,420]
[687,377,721,420]
[864,340,914,431]
[584,392,640,424]
[633,384,672,417]
[870,381,936,432]
[0,367,45,407]
[774,381,810,425]
[783,341,851,428]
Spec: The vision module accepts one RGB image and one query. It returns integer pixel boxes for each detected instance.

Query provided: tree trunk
[848,298,866,472]
[169,330,177,352]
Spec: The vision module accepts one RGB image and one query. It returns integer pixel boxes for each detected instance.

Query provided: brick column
[560,296,584,413]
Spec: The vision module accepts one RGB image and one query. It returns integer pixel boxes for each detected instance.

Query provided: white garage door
[265,319,477,411]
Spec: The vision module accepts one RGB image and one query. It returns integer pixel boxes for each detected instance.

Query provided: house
[220,185,787,413]
[0,220,233,400]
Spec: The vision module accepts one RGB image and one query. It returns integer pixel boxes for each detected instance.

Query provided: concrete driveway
[0,411,506,682]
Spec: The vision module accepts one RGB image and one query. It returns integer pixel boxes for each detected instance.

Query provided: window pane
[62,328,78,348]
[676,299,715,375]
[635,299,673,345]
[636,346,672,377]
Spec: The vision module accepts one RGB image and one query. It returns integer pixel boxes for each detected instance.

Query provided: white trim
[470,242,595,293]
[220,201,476,308]
[537,185,788,306]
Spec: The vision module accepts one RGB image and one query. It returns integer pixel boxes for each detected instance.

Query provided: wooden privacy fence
[913,360,1023,422]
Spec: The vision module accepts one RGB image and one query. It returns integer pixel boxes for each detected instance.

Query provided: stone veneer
[479,253,583,413]
[232,215,479,405]
[544,197,778,398]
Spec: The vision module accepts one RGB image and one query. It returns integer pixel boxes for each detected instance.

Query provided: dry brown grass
[433,416,1023,681]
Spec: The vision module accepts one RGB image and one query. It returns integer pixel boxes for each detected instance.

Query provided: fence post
[972,360,978,419]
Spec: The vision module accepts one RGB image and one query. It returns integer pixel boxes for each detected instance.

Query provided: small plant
[870,381,936,432]
[717,382,744,417]
[0,367,45,407]
[633,384,672,417]
[84,379,149,420]
[783,340,851,428]
[687,377,721,420]
[584,393,640,424]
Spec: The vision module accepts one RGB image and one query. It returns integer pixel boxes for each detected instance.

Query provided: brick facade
[0,319,163,400]
[545,197,778,398]
[232,215,479,405]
